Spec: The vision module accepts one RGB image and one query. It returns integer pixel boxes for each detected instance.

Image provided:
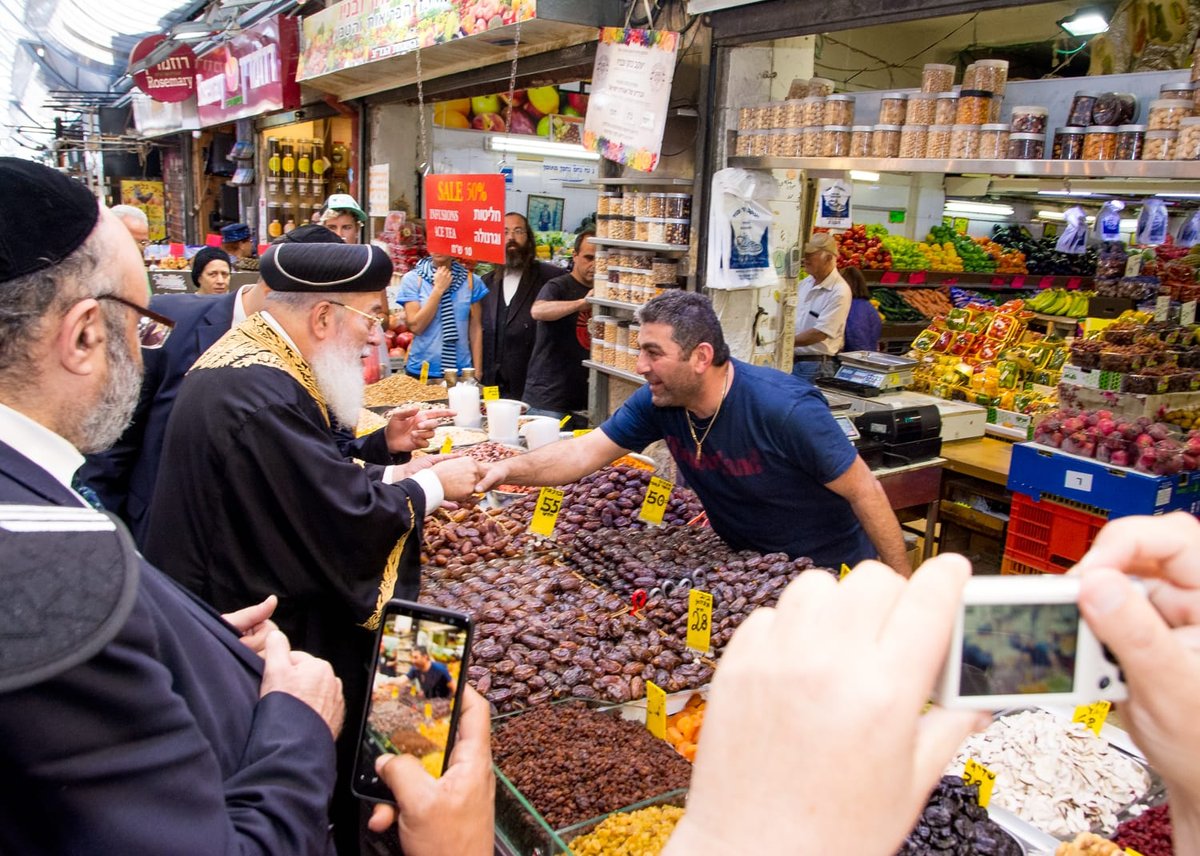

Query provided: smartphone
[351,600,473,804]
[934,575,1128,710]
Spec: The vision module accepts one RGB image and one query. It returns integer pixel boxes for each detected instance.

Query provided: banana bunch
[1025,288,1093,318]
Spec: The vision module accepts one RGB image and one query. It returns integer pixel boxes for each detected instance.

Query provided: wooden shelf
[584,360,646,386]
[592,237,690,254]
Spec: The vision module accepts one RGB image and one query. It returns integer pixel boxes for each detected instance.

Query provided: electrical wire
[826,12,980,87]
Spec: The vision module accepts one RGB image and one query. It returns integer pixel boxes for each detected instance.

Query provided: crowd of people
[3,157,1200,856]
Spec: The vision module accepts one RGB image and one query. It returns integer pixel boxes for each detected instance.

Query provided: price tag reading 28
[637,476,673,526]
[687,589,713,653]
[962,758,997,807]
[528,487,565,538]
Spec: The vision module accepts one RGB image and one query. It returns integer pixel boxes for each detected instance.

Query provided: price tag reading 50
[962,758,997,807]
[637,476,673,526]
[529,487,565,538]
[687,589,713,653]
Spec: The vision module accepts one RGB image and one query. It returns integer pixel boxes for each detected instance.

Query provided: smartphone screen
[958,602,1080,697]
[352,600,472,803]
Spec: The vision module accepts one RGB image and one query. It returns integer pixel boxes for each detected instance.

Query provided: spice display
[956,90,995,125]
[363,373,449,406]
[950,124,981,158]
[1148,98,1192,131]
[492,703,693,828]
[879,93,908,125]
[896,776,1023,856]
[822,125,853,157]
[873,125,903,157]
[1067,92,1097,126]
[1007,132,1046,159]
[925,125,953,158]
[899,125,928,159]
[1092,92,1137,126]
[850,126,874,157]
[824,94,855,126]
[905,93,937,126]
[569,805,686,856]
[1112,803,1174,856]
[1177,116,1200,159]
[922,63,955,94]
[1143,130,1177,160]
[978,124,1010,159]
[1010,105,1049,134]
[935,93,959,125]
[950,709,1150,838]
[1083,126,1118,160]
[1115,124,1145,160]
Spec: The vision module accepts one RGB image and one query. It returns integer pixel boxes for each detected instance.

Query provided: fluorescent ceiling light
[848,170,880,182]
[1037,190,1093,197]
[1037,209,1096,223]
[1058,8,1109,37]
[487,136,600,161]
[944,201,1014,216]
[1155,192,1200,198]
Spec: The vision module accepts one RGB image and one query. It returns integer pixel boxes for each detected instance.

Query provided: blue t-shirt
[396,270,488,378]
[843,298,882,353]
[601,359,875,568]
[406,661,453,699]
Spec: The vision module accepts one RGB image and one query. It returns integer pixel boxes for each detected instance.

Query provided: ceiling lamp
[1057,7,1109,37]
[848,170,880,182]
[486,136,600,161]
[944,200,1015,217]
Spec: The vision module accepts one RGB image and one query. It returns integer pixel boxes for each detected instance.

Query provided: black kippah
[272,224,345,245]
[260,243,392,293]
[0,158,100,285]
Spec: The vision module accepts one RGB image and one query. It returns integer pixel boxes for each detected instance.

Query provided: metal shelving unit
[726,156,1200,179]
[587,295,643,312]
[591,237,690,254]
[589,177,694,187]
[583,360,646,386]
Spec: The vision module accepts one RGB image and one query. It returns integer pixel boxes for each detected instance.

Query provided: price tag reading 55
[529,487,565,538]
[687,589,713,653]
[637,476,673,526]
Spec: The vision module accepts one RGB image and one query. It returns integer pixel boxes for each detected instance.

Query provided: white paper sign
[584,28,679,172]
[541,161,598,183]
[1065,470,1094,492]
[815,178,853,229]
[368,163,390,217]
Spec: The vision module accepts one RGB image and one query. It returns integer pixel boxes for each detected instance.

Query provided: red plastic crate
[1002,492,1108,575]
[1000,555,1050,576]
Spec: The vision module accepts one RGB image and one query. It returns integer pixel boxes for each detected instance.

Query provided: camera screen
[358,612,468,783]
[959,603,1079,696]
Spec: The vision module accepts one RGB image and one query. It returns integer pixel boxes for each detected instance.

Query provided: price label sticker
[637,476,674,526]
[573,428,593,438]
[1182,300,1197,327]
[839,562,853,580]
[528,487,565,538]
[483,385,500,401]
[1067,277,1083,291]
[1038,276,1054,290]
[1011,275,1026,289]
[440,435,454,454]
[962,758,996,807]
[558,414,571,428]
[630,589,648,616]
[880,271,901,284]
[1126,849,1146,856]
[687,589,713,653]
[419,361,430,384]
[1072,700,1111,736]
[1155,295,1171,322]
[424,702,432,719]
[908,271,926,285]
[646,680,666,739]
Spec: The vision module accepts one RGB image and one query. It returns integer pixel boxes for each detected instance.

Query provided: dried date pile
[896,776,1022,855]
[420,507,533,567]
[421,556,714,712]
[492,702,693,828]
[506,465,705,542]
[565,525,826,655]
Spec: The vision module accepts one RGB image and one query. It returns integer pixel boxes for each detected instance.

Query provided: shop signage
[583,28,679,172]
[120,180,167,241]
[129,35,197,103]
[814,178,852,229]
[369,164,390,217]
[423,173,506,263]
[195,16,300,126]
[296,0,539,81]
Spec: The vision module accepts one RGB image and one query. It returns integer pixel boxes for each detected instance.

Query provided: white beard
[77,317,143,454]
[309,332,366,430]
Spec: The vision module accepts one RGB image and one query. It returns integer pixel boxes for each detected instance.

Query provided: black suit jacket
[80,291,397,546]
[480,261,563,399]
[0,441,337,854]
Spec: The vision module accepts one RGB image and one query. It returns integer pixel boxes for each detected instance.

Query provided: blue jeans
[791,360,824,381]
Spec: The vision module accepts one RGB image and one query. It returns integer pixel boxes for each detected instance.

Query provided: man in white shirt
[792,232,851,382]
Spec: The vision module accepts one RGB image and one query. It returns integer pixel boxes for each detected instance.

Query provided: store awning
[297,0,623,102]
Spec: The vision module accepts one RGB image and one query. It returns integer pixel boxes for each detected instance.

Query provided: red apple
[472,112,507,132]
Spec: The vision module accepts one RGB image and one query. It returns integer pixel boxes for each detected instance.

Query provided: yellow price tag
[687,589,713,653]
[839,563,852,580]
[424,702,432,719]
[962,758,996,807]
[440,434,454,454]
[558,414,571,428]
[637,476,673,526]
[646,680,666,739]
[483,385,500,401]
[1126,849,1146,856]
[1072,700,1111,736]
[529,487,565,538]
[573,428,593,438]
[419,361,429,384]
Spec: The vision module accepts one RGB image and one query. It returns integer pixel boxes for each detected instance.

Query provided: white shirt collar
[0,401,85,495]
[231,283,256,328]
[812,269,845,290]
[258,309,304,356]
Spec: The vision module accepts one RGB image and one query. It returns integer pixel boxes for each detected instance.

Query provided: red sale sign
[423,174,506,264]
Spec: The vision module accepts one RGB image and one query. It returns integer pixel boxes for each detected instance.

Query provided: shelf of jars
[591,237,691,254]
[726,155,1200,179]
[589,177,694,187]
[588,296,644,312]
[583,359,646,386]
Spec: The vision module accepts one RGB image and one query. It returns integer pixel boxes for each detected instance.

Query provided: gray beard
[76,317,143,454]
[309,334,366,431]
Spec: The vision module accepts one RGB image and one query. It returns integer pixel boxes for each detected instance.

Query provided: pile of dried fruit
[896,776,1022,855]
[1112,804,1173,856]
[420,507,532,567]
[568,804,686,855]
[363,373,449,406]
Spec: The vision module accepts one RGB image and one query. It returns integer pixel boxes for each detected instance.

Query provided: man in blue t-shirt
[476,291,909,573]
[405,646,455,699]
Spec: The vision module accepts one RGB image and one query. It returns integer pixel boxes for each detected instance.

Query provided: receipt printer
[853,404,942,468]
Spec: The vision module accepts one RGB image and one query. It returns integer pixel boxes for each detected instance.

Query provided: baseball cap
[324,194,367,224]
[803,232,838,255]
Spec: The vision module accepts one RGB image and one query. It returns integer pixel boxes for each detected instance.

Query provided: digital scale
[819,351,917,397]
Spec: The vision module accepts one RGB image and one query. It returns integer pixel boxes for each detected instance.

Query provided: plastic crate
[1000,555,1051,576]
[1002,492,1107,575]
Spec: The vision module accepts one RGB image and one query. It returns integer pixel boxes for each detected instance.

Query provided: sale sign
[423,174,506,264]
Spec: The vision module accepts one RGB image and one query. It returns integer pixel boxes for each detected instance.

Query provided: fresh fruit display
[973,236,1028,273]
[1025,288,1095,317]
[871,288,927,323]
[899,288,954,318]
[431,84,588,137]
[833,224,892,271]
[1033,408,1200,473]
[881,234,928,270]
[926,225,996,273]
[1162,406,1200,431]
[663,692,706,762]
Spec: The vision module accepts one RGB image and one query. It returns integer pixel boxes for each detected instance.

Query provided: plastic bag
[1093,200,1125,243]
[1136,199,1169,246]
[1056,206,1088,255]
[706,168,779,290]
[1178,209,1200,247]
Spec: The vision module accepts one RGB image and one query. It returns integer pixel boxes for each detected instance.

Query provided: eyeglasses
[328,300,386,328]
[504,227,527,237]
[96,294,176,349]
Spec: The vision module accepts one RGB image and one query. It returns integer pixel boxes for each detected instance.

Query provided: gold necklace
[685,365,731,462]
